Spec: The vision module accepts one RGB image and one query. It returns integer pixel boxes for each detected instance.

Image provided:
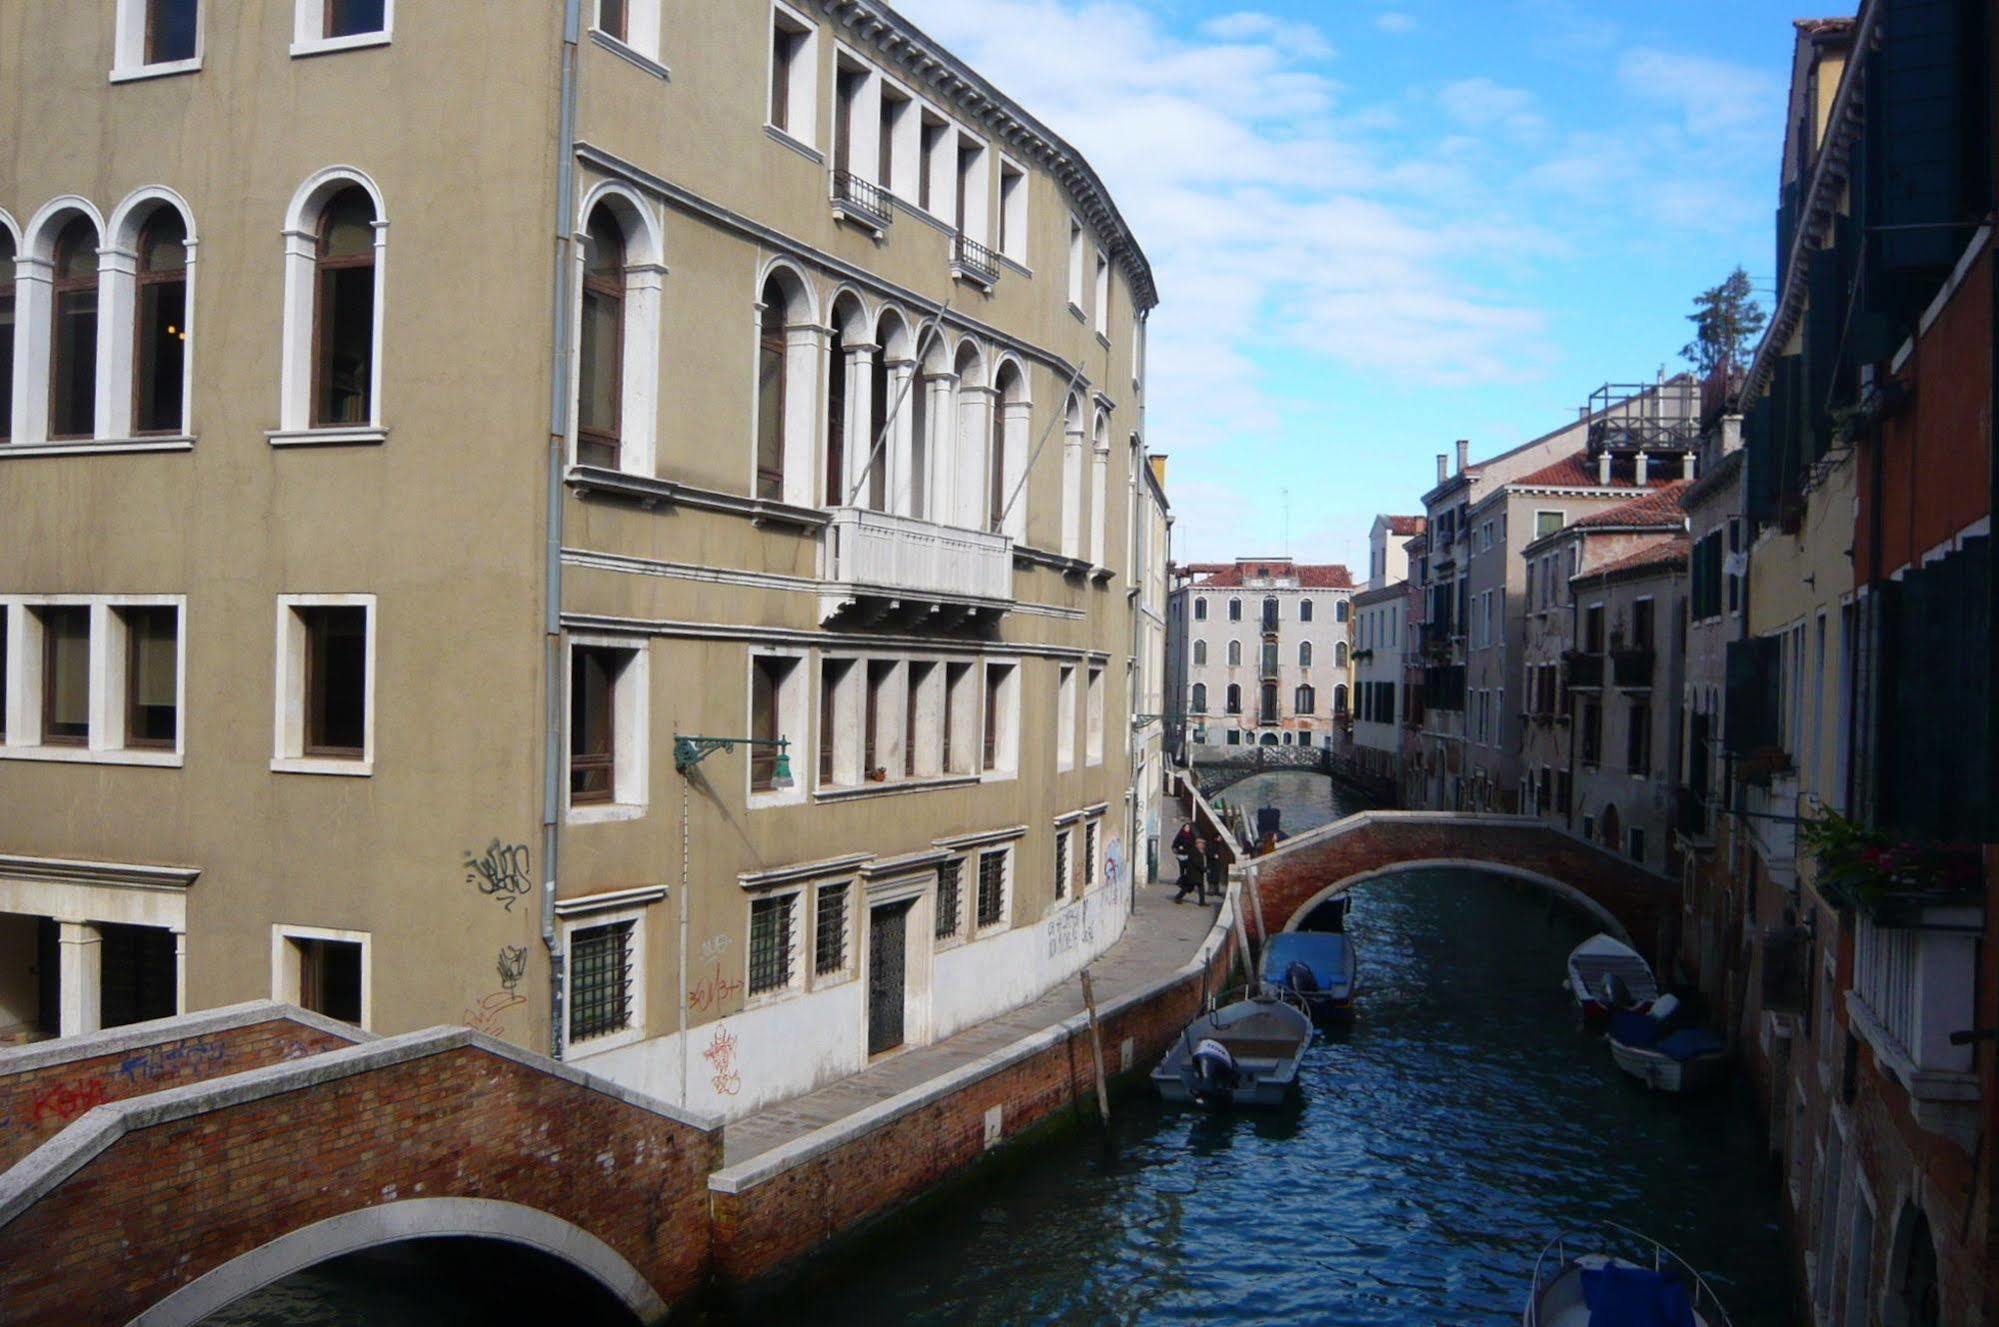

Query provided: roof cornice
[821,0,1159,311]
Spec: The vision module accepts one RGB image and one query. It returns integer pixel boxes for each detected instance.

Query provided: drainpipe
[540,0,584,1059]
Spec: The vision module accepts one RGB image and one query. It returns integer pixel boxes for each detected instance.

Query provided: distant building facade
[1171,559,1353,748]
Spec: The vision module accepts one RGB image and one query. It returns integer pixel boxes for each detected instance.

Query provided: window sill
[747,787,810,812]
[764,123,823,164]
[0,745,183,768]
[566,1024,646,1058]
[1,436,194,458]
[1096,331,1112,350]
[999,254,1033,279]
[567,801,647,825]
[291,31,393,58]
[110,57,203,84]
[268,426,388,448]
[1067,302,1087,324]
[743,985,804,1012]
[271,756,373,777]
[813,773,980,803]
[980,768,1018,785]
[590,29,670,79]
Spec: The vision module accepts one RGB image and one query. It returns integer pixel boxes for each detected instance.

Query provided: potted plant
[1801,812,1983,924]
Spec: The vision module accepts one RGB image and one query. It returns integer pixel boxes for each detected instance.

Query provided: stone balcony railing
[819,507,1013,626]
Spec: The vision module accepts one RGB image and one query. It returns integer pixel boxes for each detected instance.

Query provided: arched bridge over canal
[0,1002,720,1326]
[1241,811,1678,965]
[1189,744,1393,802]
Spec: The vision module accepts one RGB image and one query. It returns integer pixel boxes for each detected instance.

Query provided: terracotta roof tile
[1189,562,1354,589]
[1570,481,1693,529]
[1383,515,1427,536]
[1580,535,1692,581]
[1514,450,1685,491]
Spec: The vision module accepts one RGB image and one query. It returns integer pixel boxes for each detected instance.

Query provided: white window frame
[1093,249,1110,337]
[981,657,1021,780]
[1055,663,1076,772]
[96,189,200,445]
[570,181,665,477]
[997,156,1029,266]
[565,631,650,823]
[290,0,394,58]
[591,0,665,71]
[1066,219,1085,315]
[558,902,649,1056]
[1053,821,1074,900]
[0,595,187,767]
[971,841,1014,937]
[744,884,806,1007]
[270,923,372,1029]
[111,0,204,82]
[1085,665,1105,766]
[932,853,970,949]
[810,879,858,988]
[272,166,389,445]
[767,1,820,148]
[747,646,809,809]
[272,592,376,777]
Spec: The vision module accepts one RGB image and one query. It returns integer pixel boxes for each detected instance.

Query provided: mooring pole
[1079,968,1112,1126]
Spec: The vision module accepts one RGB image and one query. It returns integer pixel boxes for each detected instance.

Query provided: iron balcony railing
[832,170,894,230]
[1612,647,1656,689]
[952,232,1001,285]
[1564,651,1604,689]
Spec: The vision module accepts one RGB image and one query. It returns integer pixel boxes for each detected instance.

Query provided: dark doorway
[867,901,912,1056]
[99,923,177,1029]
[35,919,60,1037]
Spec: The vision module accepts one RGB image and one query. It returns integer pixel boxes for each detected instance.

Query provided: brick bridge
[1190,744,1393,802]
[0,1002,720,1326]
[1242,811,1679,964]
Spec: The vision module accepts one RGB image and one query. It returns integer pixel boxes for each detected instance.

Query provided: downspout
[541,0,584,1059]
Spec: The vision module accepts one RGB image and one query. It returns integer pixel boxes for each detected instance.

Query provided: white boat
[1150,992,1313,1108]
[1564,932,1657,1024]
[1525,1224,1732,1327]
[1607,995,1730,1093]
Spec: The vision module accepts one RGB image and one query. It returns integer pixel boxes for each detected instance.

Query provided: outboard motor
[1190,1037,1240,1108]
[1285,960,1320,997]
[1601,971,1635,1011]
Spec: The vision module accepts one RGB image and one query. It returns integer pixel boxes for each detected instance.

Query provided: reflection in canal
[734,863,1795,1327]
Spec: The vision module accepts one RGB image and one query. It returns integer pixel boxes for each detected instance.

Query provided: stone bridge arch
[134,1197,664,1326]
[1243,811,1676,963]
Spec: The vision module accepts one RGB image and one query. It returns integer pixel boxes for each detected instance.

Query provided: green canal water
[206,772,1798,1326]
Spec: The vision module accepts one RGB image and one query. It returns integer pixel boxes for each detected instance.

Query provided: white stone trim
[572,179,666,477]
[560,903,650,1057]
[289,0,394,57]
[552,884,668,917]
[744,645,809,810]
[0,595,187,764]
[271,593,376,776]
[277,167,387,435]
[564,630,650,823]
[269,923,372,1031]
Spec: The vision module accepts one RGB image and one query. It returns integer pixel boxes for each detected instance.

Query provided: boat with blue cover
[1260,931,1357,1016]
[1606,994,1729,1093]
[1525,1224,1733,1326]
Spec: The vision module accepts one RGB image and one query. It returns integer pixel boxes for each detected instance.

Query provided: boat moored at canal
[1525,1224,1733,1327]
[1606,998,1729,1094]
[1261,931,1358,1017]
[1152,992,1314,1108]
[1564,933,1657,1024]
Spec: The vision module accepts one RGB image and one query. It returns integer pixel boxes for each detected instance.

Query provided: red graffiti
[31,1077,112,1125]
[463,991,528,1038]
[702,1026,742,1097]
[686,963,745,1014]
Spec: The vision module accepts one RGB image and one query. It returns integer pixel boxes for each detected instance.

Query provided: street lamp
[672,734,794,788]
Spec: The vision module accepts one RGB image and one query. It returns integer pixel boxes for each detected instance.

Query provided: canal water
[206,771,1798,1325]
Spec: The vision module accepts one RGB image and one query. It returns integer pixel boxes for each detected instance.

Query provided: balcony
[1564,651,1603,690]
[819,507,1012,627]
[831,170,893,238]
[1612,647,1655,689]
[951,233,1000,290]
[1848,909,1983,1144]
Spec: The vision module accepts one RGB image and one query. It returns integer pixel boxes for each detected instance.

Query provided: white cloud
[1199,10,1335,60]
[1375,12,1417,34]
[1617,48,1780,145]
[1437,76,1547,140]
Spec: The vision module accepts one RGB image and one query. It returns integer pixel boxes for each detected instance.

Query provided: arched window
[577,205,625,468]
[1299,641,1312,667]
[49,216,100,440]
[1193,598,1207,621]
[1259,682,1278,723]
[1261,596,1278,628]
[991,361,1024,532]
[1336,641,1348,668]
[1225,683,1241,714]
[1190,683,1207,713]
[865,317,890,512]
[1299,598,1313,622]
[824,320,848,504]
[312,187,376,428]
[132,209,189,436]
[1192,640,1207,666]
[1893,1205,1940,1327]
[1260,639,1278,674]
[1333,684,1348,714]
[1228,598,1242,622]
[1226,640,1241,667]
[1335,599,1350,623]
[0,228,15,440]
[1296,684,1315,714]
[755,275,790,500]
[1281,730,1293,745]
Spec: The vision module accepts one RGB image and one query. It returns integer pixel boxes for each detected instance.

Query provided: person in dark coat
[1204,840,1228,904]
[1174,834,1206,903]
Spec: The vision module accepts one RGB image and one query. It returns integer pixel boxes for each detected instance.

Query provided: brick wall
[710,928,1237,1289]
[0,1018,353,1170]
[0,1045,722,1327]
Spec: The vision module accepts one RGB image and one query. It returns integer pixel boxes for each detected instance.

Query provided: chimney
[1597,451,1613,485]
[1436,453,1449,484]
[1634,452,1649,486]
[1455,438,1470,474]
[1681,450,1697,481]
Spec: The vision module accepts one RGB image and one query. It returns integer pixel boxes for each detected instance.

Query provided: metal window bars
[567,921,633,1042]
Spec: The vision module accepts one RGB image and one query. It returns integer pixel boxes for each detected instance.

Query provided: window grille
[568,921,633,1042]
[815,884,849,976]
[748,894,795,995]
[1054,831,1070,899]
[1084,822,1098,886]
[976,850,1007,927]
[935,859,963,938]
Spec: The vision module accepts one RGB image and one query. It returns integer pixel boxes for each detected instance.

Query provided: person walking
[1204,838,1228,905]
[1170,821,1196,888]
[1174,833,1206,903]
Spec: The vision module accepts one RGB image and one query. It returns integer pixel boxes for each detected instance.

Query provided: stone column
[843,342,881,509]
[923,372,959,525]
[173,928,188,1015]
[57,920,102,1037]
[884,358,918,516]
[955,384,997,531]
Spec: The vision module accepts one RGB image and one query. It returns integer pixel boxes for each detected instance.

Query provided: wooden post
[1079,969,1112,1126]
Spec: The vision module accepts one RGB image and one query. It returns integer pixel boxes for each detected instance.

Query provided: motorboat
[1525,1224,1732,1326]
[1564,933,1657,1024]
[1607,995,1729,1093]
[1260,931,1357,1017]
[1151,991,1313,1108]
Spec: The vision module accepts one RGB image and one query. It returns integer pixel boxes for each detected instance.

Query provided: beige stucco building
[0,0,1163,1122]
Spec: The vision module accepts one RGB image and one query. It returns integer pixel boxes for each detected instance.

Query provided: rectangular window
[1583,605,1604,653]
[293,936,363,1025]
[120,606,178,749]
[918,111,947,212]
[943,660,972,774]
[750,654,798,792]
[1632,599,1655,651]
[1582,700,1602,765]
[998,161,1026,262]
[1086,666,1105,764]
[976,848,1007,928]
[1067,220,1084,309]
[1628,826,1646,864]
[39,606,89,746]
[597,0,626,40]
[769,8,811,134]
[935,859,963,939]
[1093,252,1110,334]
[324,0,387,39]
[1056,664,1076,770]
[879,84,908,190]
[569,645,625,803]
[748,893,797,995]
[814,883,849,977]
[1054,828,1070,900]
[1627,700,1651,775]
[145,0,200,68]
[1083,820,1099,889]
[1536,510,1563,539]
[903,661,923,778]
[0,610,8,742]
[568,920,634,1042]
[863,659,891,778]
[299,606,367,757]
[819,657,851,786]
[982,661,1016,773]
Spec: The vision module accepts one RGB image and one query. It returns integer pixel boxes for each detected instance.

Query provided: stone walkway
[721,881,1228,1166]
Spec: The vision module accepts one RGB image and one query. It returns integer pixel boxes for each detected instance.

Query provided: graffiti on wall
[117,1038,226,1084]
[463,946,531,1038]
[1045,903,1096,959]
[30,1077,111,1124]
[703,1025,742,1097]
[465,840,534,911]
[687,961,745,1014]
[496,945,529,992]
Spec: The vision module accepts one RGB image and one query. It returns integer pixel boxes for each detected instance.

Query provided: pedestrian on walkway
[1204,839,1228,905]
[1170,821,1196,882]
[1174,833,1205,903]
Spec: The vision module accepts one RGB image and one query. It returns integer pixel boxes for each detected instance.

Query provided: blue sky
[892,0,1809,569]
